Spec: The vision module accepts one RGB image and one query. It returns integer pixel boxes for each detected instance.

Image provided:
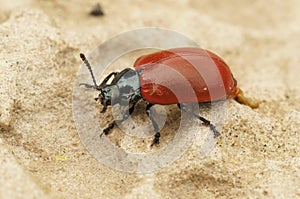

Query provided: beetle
[80,47,258,146]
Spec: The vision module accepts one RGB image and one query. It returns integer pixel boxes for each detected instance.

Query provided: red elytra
[134,48,238,105]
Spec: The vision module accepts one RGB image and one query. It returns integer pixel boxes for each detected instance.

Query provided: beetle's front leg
[146,103,160,146]
[100,103,137,137]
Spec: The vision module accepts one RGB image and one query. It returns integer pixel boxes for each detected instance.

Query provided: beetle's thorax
[100,68,141,107]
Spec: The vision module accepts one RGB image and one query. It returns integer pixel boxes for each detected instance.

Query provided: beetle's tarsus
[209,124,220,138]
[151,132,160,146]
[101,122,115,137]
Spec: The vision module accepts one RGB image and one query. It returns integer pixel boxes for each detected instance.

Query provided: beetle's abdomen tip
[234,88,259,109]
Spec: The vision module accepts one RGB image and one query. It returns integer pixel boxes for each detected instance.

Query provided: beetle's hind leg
[177,103,220,138]
[100,103,137,137]
[146,103,160,146]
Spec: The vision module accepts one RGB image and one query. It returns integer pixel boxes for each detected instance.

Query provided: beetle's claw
[150,132,160,147]
[101,122,115,138]
[151,138,159,147]
[100,129,109,138]
[102,128,109,135]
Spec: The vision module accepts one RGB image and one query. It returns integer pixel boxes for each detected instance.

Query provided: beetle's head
[97,83,120,113]
[80,53,141,113]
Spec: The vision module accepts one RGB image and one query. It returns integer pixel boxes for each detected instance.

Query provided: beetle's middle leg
[177,103,220,138]
[100,103,137,137]
[146,103,160,146]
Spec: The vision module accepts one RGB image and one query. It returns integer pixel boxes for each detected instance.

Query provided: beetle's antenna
[80,53,98,89]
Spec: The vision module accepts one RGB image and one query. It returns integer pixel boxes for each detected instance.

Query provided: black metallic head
[80,53,141,113]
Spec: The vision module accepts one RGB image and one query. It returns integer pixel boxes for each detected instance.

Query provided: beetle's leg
[177,103,220,138]
[100,103,137,137]
[146,103,160,146]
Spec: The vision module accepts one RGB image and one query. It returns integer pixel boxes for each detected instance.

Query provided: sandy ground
[0,0,300,198]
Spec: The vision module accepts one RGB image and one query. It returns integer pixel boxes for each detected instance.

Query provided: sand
[0,0,299,198]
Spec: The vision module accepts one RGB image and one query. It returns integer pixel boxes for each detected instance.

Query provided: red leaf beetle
[80,48,258,146]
